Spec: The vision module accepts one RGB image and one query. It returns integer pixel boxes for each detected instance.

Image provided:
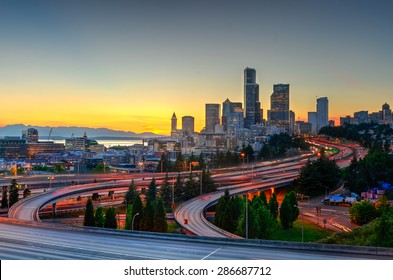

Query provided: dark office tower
[182,116,195,135]
[222,98,243,131]
[316,97,329,131]
[244,67,261,128]
[222,99,231,131]
[171,112,177,132]
[205,104,221,132]
[269,84,290,131]
[382,103,392,124]
[290,110,295,134]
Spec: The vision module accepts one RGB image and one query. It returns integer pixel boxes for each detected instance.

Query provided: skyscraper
[269,84,290,131]
[308,112,317,133]
[316,97,329,131]
[244,67,261,128]
[171,112,177,132]
[382,103,392,124]
[182,116,195,135]
[222,98,243,131]
[205,104,221,132]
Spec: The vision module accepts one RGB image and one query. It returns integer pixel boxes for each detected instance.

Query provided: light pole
[132,212,140,231]
[245,192,248,239]
[241,152,245,176]
[138,161,143,174]
[48,176,54,190]
[172,176,176,207]
[200,171,203,196]
[294,205,304,243]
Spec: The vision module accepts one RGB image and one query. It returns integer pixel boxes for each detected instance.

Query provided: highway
[174,140,360,237]
[0,219,387,260]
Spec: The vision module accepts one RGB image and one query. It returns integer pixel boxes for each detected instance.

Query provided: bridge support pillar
[108,191,114,199]
[52,203,57,216]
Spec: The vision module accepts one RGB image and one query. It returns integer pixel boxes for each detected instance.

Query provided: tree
[142,199,155,232]
[254,204,275,239]
[125,180,137,205]
[174,174,184,203]
[268,192,279,220]
[95,207,105,227]
[132,195,143,230]
[124,205,133,230]
[104,207,118,229]
[23,187,31,198]
[147,178,157,201]
[1,187,8,209]
[9,179,19,208]
[376,209,393,246]
[288,191,299,225]
[349,200,377,225]
[202,169,216,193]
[237,203,258,238]
[153,198,168,233]
[279,199,292,229]
[295,157,341,196]
[83,198,96,227]
[160,173,173,210]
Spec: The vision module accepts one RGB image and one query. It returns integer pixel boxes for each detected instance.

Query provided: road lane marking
[201,247,222,260]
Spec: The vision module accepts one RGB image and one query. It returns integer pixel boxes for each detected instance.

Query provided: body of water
[54,139,143,148]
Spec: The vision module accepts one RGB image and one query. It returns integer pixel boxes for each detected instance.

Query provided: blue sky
[0,0,392,133]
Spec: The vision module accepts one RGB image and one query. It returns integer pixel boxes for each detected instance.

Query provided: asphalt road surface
[0,219,389,260]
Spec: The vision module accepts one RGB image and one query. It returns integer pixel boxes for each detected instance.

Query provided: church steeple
[171,112,177,132]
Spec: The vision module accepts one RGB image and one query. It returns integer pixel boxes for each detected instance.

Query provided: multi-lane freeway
[0,219,389,260]
[1,139,381,260]
[175,139,359,237]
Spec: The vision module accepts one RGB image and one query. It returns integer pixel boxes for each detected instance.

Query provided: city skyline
[1,0,392,134]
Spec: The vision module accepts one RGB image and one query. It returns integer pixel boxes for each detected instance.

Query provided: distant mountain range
[0,124,163,139]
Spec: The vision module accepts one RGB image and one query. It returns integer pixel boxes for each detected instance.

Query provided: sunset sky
[0,0,392,135]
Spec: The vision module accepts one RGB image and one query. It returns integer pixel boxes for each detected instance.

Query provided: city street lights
[241,152,245,176]
[132,212,140,231]
[138,161,143,174]
[172,176,176,207]
[48,176,54,190]
[294,205,304,243]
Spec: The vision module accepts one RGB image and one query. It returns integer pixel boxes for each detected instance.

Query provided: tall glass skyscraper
[244,67,261,128]
[269,84,290,131]
[205,104,221,132]
[316,97,329,131]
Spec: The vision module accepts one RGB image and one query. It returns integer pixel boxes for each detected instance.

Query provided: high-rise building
[182,116,195,135]
[205,104,221,132]
[354,111,369,124]
[244,67,261,128]
[308,112,317,133]
[316,97,329,132]
[340,115,352,126]
[22,128,39,143]
[290,110,295,134]
[227,109,244,135]
[382,103,392,124]
[171,113,177,132]
[222,98,243,131]
[269,84,290,132]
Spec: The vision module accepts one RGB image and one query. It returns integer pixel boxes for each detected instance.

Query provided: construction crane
[48,128,53,141]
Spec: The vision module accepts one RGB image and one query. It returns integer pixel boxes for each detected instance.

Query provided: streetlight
[48,176,54,190]
[138,161,143,174]
[294,205,304,243]
[172,176,176,207]
[199,171,203,196]
[241,152,245,176]
[245,188,258,239]
[132,212,140,231]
